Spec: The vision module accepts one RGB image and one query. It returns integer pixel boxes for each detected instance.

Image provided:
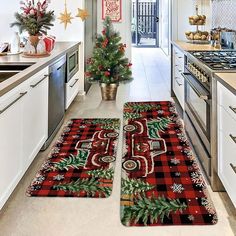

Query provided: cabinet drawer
[218,105,236,137]
[173,71,185,108]
[173,47,184,65]
[218,129,236,207]
[217,82,236,122]
[65,74,80,109]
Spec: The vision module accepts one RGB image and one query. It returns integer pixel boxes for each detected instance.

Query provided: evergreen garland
[85,118,120,130]
[53,178,112,197]
[87,168,114,180]
[51,150,89,171]
[123,112,142,120]
[124,103,161,113]
[85,17,132,84]
[122,194,187,225]
[121,178,155,195]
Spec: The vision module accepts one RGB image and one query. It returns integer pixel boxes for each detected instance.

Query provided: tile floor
[0,48,235,236]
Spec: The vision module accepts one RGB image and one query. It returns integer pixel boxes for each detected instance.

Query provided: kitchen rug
[27,118,120,198]
[121,101,217,226]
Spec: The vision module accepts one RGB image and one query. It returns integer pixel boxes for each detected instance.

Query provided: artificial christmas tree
[85,17,133,100]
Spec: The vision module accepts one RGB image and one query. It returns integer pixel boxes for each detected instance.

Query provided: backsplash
[212,0,236,30]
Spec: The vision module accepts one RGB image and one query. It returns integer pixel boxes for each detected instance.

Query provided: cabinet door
[22,68,49,167]
[0,86,27,209]
[65,72,80,109]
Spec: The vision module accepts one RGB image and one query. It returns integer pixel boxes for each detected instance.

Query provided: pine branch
[123,112,142,120]
[53,178,112,197]
[87,168,114,180]
[122,194,187,225]
[125,103,162,113]
[121,178,155,195]
[51,150,89,171]
[147,117,172,138]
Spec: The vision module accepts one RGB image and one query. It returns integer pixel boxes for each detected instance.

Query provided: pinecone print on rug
[121,101,217,226]
[27,118,120,198]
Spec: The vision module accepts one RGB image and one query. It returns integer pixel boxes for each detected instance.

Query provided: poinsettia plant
[10,0,55,35]
[85,17,133,84]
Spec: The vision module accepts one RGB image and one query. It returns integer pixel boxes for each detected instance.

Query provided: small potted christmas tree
[85,17,133,101]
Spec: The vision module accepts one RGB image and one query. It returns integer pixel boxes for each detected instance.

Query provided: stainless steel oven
[182,62,212,177]
[66,46,79,82]
[183,72,211,151]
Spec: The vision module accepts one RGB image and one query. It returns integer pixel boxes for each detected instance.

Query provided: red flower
[104,71,110,77]
[102,29,106,35]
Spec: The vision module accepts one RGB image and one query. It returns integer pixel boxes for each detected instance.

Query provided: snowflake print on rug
[121,101,217,226]
[27,118,120,198]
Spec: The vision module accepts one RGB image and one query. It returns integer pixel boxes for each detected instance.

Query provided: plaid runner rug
[27,118,120,198]
[121,101,217,226]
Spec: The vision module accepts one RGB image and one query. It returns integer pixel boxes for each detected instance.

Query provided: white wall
[1,0,85,92]
[0,0,84,42]
[97,0,132,60]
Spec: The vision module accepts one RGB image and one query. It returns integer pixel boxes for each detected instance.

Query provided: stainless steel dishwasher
[42,55,66,150]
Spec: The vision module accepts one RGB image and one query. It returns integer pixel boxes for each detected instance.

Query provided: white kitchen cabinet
[172,45,185,109]
[0,81,28,209]
[65,71,80,109]
[217,82,236,207]
[0,67,49,210]
[22,68,49,168]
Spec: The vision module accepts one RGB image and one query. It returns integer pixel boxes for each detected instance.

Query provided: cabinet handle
[70,79,79,88]
[30,75,48,88]
[229,134,236,144]
[0,92,27,115]
[230,163,236,174]
[229,106,236,114]
[175,77,183,86]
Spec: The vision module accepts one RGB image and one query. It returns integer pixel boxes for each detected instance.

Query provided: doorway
[131,0,159,47]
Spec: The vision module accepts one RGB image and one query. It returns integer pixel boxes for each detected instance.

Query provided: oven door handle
[182,72,209,101]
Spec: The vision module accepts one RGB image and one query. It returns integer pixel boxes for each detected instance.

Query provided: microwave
[66,46,79,83]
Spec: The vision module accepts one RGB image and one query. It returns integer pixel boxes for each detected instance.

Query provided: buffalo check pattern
[27,118,120,198]
[121,101,217,226]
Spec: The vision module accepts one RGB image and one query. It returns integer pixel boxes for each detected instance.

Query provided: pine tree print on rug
[27,118,120,198]
[121,101,217,226]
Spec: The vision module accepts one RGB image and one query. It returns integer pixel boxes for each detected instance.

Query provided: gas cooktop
[189,51,236,70]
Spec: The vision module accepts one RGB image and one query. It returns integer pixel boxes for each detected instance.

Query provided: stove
[189,51,236,71]
[181,50,235,191]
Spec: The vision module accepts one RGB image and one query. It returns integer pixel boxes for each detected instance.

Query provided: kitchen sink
[0,63,34,83]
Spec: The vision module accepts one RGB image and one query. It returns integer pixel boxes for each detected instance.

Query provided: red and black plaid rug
[121,101,217,226]
[27,118,120,198]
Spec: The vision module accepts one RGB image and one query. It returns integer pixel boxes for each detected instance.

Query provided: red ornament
[104,71,110,77]
[128,62,132,67]
[85,72,92,77]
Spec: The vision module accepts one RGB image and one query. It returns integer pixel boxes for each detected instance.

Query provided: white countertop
[0,41,81,97]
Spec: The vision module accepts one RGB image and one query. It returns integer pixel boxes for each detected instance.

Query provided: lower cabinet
[217,82,236,207]
[65,72,80,109]
[23,68,49,168]
[0,68,49,209]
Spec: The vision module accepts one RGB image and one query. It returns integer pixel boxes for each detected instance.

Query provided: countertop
[172,40,236,95]
[0,41,81,97]
[172,40,219,53]
[214,73,236,95]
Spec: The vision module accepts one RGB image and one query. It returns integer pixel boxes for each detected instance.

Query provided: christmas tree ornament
[58,0,73,29]
[76,8,89,21]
